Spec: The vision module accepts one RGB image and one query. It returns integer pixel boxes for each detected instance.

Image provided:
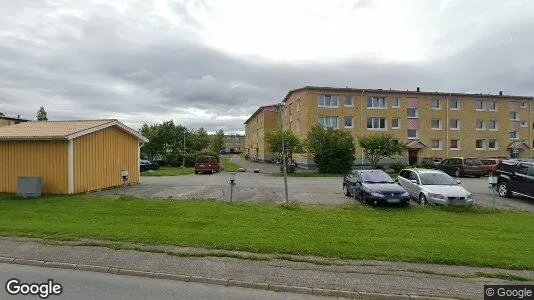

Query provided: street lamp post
[277,103,289,204]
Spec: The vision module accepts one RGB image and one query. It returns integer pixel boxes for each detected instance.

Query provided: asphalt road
[97,155,533,211]
[0,263,342,300]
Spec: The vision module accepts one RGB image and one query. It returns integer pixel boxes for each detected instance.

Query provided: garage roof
[0,119,148,142]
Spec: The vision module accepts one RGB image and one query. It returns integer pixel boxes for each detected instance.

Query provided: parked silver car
[396,168,474,206]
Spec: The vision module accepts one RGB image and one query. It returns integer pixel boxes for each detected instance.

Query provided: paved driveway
[97,155,534,211]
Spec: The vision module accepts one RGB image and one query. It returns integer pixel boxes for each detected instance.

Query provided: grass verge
[220,156,241,172]
[0,194,532,270]
[141,167,195,176]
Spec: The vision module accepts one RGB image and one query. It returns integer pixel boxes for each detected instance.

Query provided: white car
[396,168,474,206]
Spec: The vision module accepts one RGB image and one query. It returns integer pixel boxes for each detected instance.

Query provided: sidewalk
[1,237,532,299]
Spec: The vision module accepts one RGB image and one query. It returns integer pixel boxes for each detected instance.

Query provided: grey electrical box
[17,177,42,198]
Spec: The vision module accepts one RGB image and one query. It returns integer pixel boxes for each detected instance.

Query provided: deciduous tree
[306,125,355,174]
[358,133,405,167]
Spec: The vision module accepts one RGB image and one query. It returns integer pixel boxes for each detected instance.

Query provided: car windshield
[361,171,394,183]
[419,172,458,185]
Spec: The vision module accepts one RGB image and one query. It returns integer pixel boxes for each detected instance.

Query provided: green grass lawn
[141,167,195,176]
[0,194,532,269]
[220,156,241,172]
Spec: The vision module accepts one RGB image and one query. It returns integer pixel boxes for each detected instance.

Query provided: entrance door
[408,149,418,165]
[510,149,520,158]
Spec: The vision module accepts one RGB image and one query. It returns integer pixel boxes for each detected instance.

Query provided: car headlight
[466,194,473,200]
[370,192,384,198]
[428,193,445,199]
[401,191,409,197]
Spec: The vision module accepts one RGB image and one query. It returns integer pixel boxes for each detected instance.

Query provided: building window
[407,108,418,118]
[431,139,442,150]
[392,118,400,129]
[431,119,441,130]
[510,111,519,120]
[475,119,485,130]
[521,101,528,108]
[510,131,518,140]
[318,116,338,128]
[450,99,460,110]
[431,99,441,109]
[367,117,386,130]
[475,100,484,111]
[521,121,528,127]
[475,139,485,150]
[407,129,418,139]
[489,139,498,150]
[489,120,498,130]
[488,101,497,111]
[344,95,353,107]
[344,116,353,128]
[450,119,460,130]
[367,96,386,109]
[318,95,339,107]
[450,139,460,150]
[392,97,400,108]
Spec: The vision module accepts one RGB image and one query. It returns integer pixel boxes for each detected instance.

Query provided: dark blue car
[343,169,410,206]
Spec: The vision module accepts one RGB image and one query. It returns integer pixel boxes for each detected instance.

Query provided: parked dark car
[481,158,502,175]
[343,169,410,206]
[437,157,485,178]
[194,155,221,174]
[491,159,534,199]
[140,159,159,172]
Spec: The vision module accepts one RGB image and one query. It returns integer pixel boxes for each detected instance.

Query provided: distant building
[0,115,29,128]
[244,105,279,161]
[223,134,245,153]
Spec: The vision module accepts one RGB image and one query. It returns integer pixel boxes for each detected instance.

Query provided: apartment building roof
[283,86,533,102]
[244,104,279,125]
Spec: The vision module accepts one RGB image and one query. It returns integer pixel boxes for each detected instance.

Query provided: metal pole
[278,103,289,204]
[182,133,186,168]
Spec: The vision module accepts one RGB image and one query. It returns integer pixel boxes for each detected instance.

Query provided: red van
[194,155,220,174]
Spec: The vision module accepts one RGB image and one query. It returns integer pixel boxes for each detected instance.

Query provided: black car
[491,159,534,199]
[140,159,159,172]
[343,169,410,206]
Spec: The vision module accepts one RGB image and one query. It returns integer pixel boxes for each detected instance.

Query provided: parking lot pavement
[97,169,533,211]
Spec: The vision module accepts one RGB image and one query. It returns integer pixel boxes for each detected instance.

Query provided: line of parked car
[434,157,502,178]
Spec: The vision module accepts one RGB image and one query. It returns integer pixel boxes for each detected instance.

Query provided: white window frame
[344,116,353,128]
[475,100,484,111]
[318,95,339,108]
[450,139,461,150]
[521,121,528,127]
[510,111,519,120]
[431,99,441,109]
[489,120,498,131]
[344,95,353,107]
[407,108,418,118]
[450,119,461,130]
[407,129,418,139]
[318,116,339,129]
[431,139,442,150]
[391,118,400,129]
[475,139,485,150]
[489,101,498,111]
[475,119,485,131]
[521,101,528,108]
[391,97,400,108]
[367,117,387,130]
[450,99,460,110]
[367,96,386,109]
[431,119,442,130]
[509,131,518,140]
[488,139,498,150]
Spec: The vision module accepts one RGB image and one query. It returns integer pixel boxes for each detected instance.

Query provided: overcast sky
[1,0,533,133]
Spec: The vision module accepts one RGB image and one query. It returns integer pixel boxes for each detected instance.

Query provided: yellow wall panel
[0,140,68,194]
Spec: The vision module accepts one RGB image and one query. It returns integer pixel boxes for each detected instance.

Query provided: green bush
[306,125,355,174]
[414,161,437,169]
[390,162,408,173]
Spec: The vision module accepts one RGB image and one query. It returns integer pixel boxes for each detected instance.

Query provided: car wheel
[343,185,350,197]
[361,192,368,205]
[454,169,461,177]
[419,193,429,205]
[497,181,511,198]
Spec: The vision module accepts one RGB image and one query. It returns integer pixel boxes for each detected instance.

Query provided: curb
[0,256,459,300]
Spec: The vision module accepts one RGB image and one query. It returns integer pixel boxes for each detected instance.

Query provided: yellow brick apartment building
[247,86,534,165]
[244,105,279,160]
